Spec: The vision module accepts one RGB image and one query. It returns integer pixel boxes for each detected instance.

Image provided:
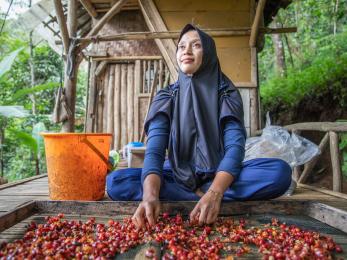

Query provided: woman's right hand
[132,197,161,229]
[132,174,161,229]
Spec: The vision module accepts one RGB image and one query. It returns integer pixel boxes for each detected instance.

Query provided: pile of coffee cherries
[0,213,343,259]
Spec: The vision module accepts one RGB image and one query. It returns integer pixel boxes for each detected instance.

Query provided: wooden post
[113,65,121,150]
[292,130,302,182]
[107,65,115,140]
[249,0,267,47]
[134,60,142,142]
[120,64,128,148]
[127,64,134,143]
[138,0,178,81]
[102,67,109,132]
[86,61,97,132]
[61,0,80,132]
[298,132,329,184]
[329,131,342,192]
[53,0,69,55]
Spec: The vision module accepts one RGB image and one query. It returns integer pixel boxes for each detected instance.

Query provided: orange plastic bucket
[41,133,112,201]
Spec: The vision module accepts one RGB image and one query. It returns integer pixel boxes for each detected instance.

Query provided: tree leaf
[11,82,60,102]
[0,48,24,78]
[9,130,38,157]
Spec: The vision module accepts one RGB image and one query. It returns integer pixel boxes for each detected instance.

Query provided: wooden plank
[0,201,36,233]
[53,0,69,55]
[106,65,115,140]
[127,63,134,143]
[306,202,347,233]
[79,0,98,18]
[113,65,121,150]
[134,60,142,142]
[298,132,329,183]
[138,0,178,81]
[120,64,128,148]
[96,78,104,132]
[330,131,342,192]
[142,60,147,93]
[0,174,47,191]
[249,0,266,47]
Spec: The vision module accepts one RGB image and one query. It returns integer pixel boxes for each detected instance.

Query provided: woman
[107,24,292,228]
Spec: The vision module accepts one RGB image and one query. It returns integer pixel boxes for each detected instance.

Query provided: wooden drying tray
[1,200,347,234]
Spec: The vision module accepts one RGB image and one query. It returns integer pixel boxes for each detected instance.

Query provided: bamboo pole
[107,65,115,140]
[329,131,342,192]
[53,0,69,54]
[102,67,109,132]
[96,79,104,132]
[95,61,108,77]
[158,59,163,89]
[86,61,97,132]
[79,0,97,18]
[142,60,147,93]
[140,68,159,143]
[75,28,297,43]
[93,56,163,62]
[249,0,267,47]
[113,65,121,150]
[134,60,142,142]
[120,64,128,148]
[127,64,134,143]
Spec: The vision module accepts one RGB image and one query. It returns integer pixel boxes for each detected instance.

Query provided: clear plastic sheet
[243,114,321,168]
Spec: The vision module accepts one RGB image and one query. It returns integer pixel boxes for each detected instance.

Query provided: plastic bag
[243,113,320,168]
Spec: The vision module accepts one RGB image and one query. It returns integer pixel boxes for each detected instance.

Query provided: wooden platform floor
[1,174,347,217]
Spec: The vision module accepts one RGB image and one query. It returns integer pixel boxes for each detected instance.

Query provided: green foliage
[340,133,347,179]
[8,129,38,157]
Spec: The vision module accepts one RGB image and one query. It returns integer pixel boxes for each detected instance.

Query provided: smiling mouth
[182,59,194,63]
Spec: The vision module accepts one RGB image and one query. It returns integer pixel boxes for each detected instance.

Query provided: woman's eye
[178,45,185,50]
[193,43,201,48]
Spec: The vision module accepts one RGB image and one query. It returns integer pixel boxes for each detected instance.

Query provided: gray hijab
[145,24,246,191]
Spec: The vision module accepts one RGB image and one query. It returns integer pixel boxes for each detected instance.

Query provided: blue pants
[106,158,292,201]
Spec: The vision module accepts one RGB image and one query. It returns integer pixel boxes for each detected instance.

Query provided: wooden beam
[67,0,78,37]
[138,0,178,81]
[79,0,128,51]
[298,183,347,200]
[285,122,347,132]
[55,27,297,45]
[79,0,98,18]
[249,0,267,47]
[88,0,127,37]
[298,132,329,184]
[93,55,162,61]
[53,0,69,55]
[329,131,342,192]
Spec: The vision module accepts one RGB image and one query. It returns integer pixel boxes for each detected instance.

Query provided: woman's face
[176,30,203,75]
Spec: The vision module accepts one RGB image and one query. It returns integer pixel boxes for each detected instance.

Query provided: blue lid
[128,142,144,147]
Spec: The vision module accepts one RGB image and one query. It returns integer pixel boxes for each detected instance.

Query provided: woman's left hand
[190,190,223,225]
